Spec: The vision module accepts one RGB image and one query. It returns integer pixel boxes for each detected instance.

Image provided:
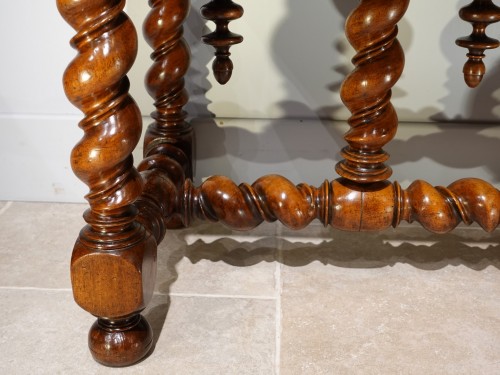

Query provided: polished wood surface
[184,175,499,233]
[57,0,156,366]
[336,0,409,184]
[143,0,193,179]
[201,0,243,84]
[456,0,500,87]
[58,0,500,367]
[139,0,193,233]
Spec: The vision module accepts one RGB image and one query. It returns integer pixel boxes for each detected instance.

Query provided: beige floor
[0,201,499,374]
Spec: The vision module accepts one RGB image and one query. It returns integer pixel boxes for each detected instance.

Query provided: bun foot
[89,314,153,367]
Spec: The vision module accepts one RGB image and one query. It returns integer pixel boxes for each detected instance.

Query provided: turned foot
[88,314,153,367]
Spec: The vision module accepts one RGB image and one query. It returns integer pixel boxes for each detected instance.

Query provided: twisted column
[57,0,156,367]
[143,0,193,179]
[456,0,500,87]
[399,178,500,233]
[336,0,409,183]
[185,175,332,230]
[201,0,244,84]
[183,176,500,233]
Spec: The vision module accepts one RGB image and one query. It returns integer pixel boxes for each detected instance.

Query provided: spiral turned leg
[201,0,244,84]
[57,0,156,366]
[456,0,500,88]
[143,0,193,179]
[140,0,193,232]
[336,0,409,183]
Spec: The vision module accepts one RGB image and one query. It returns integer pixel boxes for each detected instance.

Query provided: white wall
[1,1,499,202]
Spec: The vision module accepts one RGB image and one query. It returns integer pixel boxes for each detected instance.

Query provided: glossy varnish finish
[139,0,193,232]
[57,0,500,367]
[456,0,500,87]
[336,0,409,184]
[184,175,500,234]
[201,0,244,84]
[57,0,156,366]
[143,0,193,180]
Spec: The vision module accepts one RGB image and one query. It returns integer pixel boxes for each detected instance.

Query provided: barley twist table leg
[137,0,194,231]
[336,0,410,184]
[57,0,156,366]
[143,0,193,180]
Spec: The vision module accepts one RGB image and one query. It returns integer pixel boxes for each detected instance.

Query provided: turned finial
[201,0,243,84]
[456,0,500,88]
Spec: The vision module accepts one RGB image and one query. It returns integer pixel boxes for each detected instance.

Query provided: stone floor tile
[0,201,12,215]
[1,289,276,374]
[277,222,500,270]
[0,202,86,289]
[0,288,96,374]
[143,294,276,374]
[157,222,279,297]
[278,230,500,374]
[3,202,499,374]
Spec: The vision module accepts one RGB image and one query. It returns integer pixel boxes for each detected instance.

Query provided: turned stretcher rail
[178,175,500,233]
[137,154,500,235]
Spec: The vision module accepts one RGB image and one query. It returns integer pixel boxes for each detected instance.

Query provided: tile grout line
[275,225,284,375]
[274,261,282,375]
[0,286,73,293]
[161,291,277,300]
[0,201,13,217]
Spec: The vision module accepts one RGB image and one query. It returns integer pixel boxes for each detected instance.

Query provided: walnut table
[57,0,500,367]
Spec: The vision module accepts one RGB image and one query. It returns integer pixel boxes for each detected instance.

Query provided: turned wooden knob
[201,0,243,84]
[89,315,153,367]
[456,0,500,87]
